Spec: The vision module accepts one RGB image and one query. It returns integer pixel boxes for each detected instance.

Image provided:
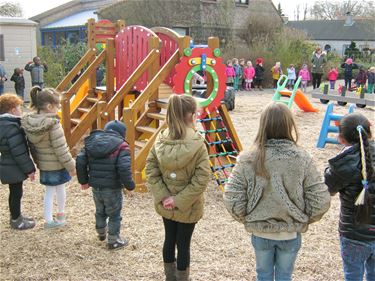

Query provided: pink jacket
[327,69,339,81]
[225,66,236,77]
[243,66,255,80]
[298,69,310,81]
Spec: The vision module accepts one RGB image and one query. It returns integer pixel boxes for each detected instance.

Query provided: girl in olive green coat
[146,95,211,281]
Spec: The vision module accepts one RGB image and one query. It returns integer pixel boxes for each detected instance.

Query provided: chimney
[282,16,289,24]
[344,11,354,26]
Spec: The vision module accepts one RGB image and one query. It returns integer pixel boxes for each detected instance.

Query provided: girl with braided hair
[324,113,375,281]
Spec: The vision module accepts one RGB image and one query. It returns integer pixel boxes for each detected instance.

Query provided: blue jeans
[251,234,302,281]
[340,235,375,281]
[92,188,123,236]
[329,80,336,89]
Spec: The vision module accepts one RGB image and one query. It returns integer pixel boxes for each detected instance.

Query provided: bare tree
[309,0,375,20]
[303,4,308,20]
[0,2,22,17]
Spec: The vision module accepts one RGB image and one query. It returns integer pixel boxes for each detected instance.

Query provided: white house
[0,17,38,99]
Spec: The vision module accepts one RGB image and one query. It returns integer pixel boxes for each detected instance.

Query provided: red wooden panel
[115,26,156,92]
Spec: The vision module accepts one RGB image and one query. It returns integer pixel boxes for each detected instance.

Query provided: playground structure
[316,103,355,148]
[312,83,375,108]
[57,19,241,191]
[272,75,318,112]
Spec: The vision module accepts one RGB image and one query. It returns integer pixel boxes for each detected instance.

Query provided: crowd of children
[0,56,374,281]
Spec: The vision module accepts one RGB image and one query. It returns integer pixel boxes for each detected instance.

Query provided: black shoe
[107,238,129,250]
[10,215,35,230]
[98,233,106,241]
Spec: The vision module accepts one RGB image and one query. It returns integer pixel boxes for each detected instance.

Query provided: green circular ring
[213,48,221,57]
[184,48,192,57]
[184,65,219,108]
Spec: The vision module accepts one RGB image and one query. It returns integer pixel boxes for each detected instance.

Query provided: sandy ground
[1,86,374,281]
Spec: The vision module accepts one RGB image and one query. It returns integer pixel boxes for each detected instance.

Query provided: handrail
[104,49,160,114]
[56,48,96,91]
[130,50,179,112]
[151,27,183,41]
[64,50,106,100]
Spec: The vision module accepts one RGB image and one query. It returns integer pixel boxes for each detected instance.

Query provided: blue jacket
[76,130,135,190]
[25,63,48,84]
[341,63,359,79]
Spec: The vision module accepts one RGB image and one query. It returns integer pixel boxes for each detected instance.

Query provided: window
[0,35,4,61]
[43,32,54,46]
[235,0,249,5]
[172,27,190,36]
[66,31,79,44]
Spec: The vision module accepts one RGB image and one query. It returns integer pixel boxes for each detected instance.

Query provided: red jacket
[243,66,255,80]
[327,69,339,81]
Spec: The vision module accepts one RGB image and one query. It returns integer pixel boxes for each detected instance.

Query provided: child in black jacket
[0,94,36,229]
[10,68,25,99]
[324,113,374,281]
[76,120,135,250]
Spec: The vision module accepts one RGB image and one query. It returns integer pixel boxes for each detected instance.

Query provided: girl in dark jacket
[341,58,359,90]
[324,113,374,281]
[10,68,25,99]
[0,94,36,230]
[254,58,265,91]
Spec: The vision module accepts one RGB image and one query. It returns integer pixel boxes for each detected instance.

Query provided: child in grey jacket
[224,102,330,281]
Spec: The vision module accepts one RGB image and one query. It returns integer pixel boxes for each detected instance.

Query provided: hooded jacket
[324,142,375,241]
[76,130,135,190]
[0,114,35,184]
[21,113,75,172]
[341,62,359,79]
[145,127,211,224]
[224,139,331,234]
[254,64,265,80]
[311,52,326,74]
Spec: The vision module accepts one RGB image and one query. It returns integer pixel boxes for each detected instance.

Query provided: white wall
[313,40,375,56]
[0,24,37,101]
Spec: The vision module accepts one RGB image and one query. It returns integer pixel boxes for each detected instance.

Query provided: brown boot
[164,262,177,281]
[176,267,190,281]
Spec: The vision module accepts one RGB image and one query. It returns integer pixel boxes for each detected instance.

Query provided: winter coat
[145,127,211,224]
[21,113,75,172]
[324,142,375,241]
[298,69,311,81]
[327,69,339,81]
[287,67,296,80]
[76,130,135,190]
[368,71,375,84]
[254,64,265,80]
[311,53,326,74]
[24,63,47,84]
[225,66,235,78]
[341,63,359,79]
[10,74,25,91]
[0,114,35,184]
[271,66,283,80]
[233,64,242,77]
[356,70,367,85]
[243,66,255,80]
[224,139,330,234]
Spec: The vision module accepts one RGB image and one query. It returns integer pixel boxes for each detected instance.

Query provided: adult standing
[0,63,7,95]
[311,47,327,89]
[25,57,48,88]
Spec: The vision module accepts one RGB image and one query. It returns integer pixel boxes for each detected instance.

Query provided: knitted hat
[346,58,353,64]
[256,58,263,65]
[104,120,126,137]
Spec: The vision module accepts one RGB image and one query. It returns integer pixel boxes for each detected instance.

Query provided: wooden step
[77,107,90,113]
[147,112,165,120]
[156,100,168,109]
[136,126,157,134]
[71,118,81,125]
[135,140,146,149]
[87,97,99,103]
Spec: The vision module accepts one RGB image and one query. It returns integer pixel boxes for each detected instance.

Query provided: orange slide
[279,89,318,112]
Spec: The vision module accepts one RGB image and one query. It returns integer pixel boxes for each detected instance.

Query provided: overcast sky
[10,0,311,20]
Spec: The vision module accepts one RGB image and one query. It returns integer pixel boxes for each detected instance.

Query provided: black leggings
[163,218,196,270]
[254,79,263,88]
[9,182,23,220]
[344,77,352,89]
[312,73,323,89]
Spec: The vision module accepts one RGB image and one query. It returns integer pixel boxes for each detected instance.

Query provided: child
[243,61,255,91]
[355,66,367,89]
[145,95,211,281]
[0,63,7,95]
[367,66,375,94]
[327,67,339,90]
[233,58,242,91]
[298,64,311,92]
[224,102,330,281]
[25,57,48,88]
[225,60,235,87]
[287,64,296,89]
[271,62,283,89]
[10,68,25,99]
[0,94,36,230]
[254,58,265,91]
[22,87,75,229]
[324,113,374,281]
[239,58,246,91]
[341,58,359,90]
[76,120,135,250]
